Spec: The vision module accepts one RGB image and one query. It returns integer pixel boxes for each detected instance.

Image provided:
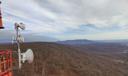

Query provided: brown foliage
[0,42,128,76]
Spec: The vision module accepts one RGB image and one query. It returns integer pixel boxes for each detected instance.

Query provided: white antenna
[14,22,34,69]
[21,49,34,63]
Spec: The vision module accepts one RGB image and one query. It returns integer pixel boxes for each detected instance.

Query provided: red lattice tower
[0,50,12,76]
[0,1,13,76]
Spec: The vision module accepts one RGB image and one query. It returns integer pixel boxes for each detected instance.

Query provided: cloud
[55,30,128,40]
[1,0,128,40]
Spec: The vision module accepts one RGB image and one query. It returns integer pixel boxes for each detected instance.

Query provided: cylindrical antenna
[14,23,25,69]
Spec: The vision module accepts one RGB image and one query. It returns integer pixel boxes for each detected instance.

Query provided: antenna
[14,22,34,69]
[21,49,34,63]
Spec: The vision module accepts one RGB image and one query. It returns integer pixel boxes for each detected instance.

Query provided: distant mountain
[57,39,128,46]
[0,30,57,43]
[57,39,128,53]
[23,34,58,42]
[57,39,100,45]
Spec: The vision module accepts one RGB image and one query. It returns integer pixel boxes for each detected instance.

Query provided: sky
[1,0,128,40]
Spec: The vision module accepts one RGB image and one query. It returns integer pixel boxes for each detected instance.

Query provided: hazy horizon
[1,0,128,40]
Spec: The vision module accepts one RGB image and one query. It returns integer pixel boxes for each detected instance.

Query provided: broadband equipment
[14,23,34,69]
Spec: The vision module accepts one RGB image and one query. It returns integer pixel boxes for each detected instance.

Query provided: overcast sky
[1,0,128,40]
